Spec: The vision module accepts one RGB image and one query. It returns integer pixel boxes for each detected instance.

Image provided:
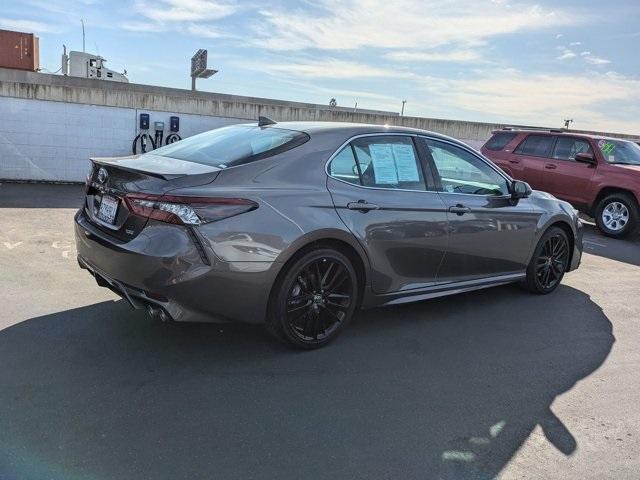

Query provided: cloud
[418,69,640,133]
[121,21,166,33]
[256,58,415,79]
[186,24,226,38]
[557,49,576,60]
[255,0,584,51]
[580,51,611,65]
[0,17,59,33]
[134,0,237,23]
[384,50,483,63]
[569,41,582,46]
[583,54,611,65]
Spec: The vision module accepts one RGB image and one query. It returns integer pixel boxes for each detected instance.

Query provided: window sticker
[369,144,399,184]
[599,139,616,156]
[392,144,420,182]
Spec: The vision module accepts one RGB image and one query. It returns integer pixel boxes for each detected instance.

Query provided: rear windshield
[484,132,517,151]
[152,125,309,168]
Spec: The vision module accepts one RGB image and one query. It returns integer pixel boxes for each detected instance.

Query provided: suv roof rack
[500,126,568,134]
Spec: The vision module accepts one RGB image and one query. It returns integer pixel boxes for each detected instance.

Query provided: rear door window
[514,135,556,157]
[552,137,593,161]
[484,132,517,151]
[350,136,426,191]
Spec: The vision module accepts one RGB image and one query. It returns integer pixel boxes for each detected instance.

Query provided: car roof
[243,120,465,146]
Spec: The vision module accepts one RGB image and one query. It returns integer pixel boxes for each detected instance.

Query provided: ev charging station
[132,113,182,154]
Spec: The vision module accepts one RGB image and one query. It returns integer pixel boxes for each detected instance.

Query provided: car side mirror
[575,152,597,166]
[511,180,532,200]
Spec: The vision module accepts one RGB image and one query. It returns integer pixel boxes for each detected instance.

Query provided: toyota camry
[75,119,583,349]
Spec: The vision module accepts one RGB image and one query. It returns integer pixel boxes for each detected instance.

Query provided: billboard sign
[191,49,207,77]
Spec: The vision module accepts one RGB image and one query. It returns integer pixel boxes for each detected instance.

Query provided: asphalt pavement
[0,182,638,480]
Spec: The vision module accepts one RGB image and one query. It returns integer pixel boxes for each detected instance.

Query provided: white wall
[0,96,491,183]
[0,97,242,182]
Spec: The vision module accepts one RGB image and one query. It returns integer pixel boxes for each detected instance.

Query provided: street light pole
[401,100,406,116]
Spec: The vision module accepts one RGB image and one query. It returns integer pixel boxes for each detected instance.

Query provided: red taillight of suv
[124,193,258,226]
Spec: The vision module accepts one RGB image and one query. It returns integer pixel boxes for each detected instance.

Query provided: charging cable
[132,132,156,154]
[165,132,182,144]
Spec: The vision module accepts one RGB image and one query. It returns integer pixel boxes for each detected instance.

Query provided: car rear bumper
[74,209,279,324]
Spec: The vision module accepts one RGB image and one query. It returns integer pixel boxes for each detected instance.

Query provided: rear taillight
[124,194,257,226]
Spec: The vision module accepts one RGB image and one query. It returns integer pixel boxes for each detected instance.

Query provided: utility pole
[81,19,85,53]
[401,100,407,116]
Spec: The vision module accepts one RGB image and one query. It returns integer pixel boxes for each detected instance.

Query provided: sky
[2,0,640,134]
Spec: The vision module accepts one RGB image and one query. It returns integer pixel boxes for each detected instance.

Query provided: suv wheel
[266,248,358,349]
[523,227,570,294]
[595,193,638,238]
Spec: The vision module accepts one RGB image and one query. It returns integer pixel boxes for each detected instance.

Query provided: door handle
[545,163,557,170]
[347,200,379,212]
[448,204,471,216]
[509,160,520,164]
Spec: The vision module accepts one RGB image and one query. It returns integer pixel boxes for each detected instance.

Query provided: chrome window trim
[324,132,513,197]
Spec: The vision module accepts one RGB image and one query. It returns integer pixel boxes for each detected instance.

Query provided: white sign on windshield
[369,144,398,184]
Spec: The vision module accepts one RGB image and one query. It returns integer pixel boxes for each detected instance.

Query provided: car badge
[97,167,108,184]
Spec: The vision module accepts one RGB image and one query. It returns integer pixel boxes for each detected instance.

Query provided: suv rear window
[152,125,310,168]
[514,134,556,157]
[484,132,517,151]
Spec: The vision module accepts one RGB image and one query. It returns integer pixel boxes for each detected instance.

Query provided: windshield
[151,125,309,168]
[597,139,640,165]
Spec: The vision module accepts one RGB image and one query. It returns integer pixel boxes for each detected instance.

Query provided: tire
[523,227,570,294]
[595,193,638,238]
[266,248,358,349]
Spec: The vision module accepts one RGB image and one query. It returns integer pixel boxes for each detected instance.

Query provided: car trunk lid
[84,154,221,241]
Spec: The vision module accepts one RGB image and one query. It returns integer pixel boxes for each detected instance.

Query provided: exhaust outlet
[147,304,171,322]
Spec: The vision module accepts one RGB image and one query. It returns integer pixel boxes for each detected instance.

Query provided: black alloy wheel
[524,227,570,294]
[267,249,358,349]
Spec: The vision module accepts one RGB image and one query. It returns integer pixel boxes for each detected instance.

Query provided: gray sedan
[75,120,583,348]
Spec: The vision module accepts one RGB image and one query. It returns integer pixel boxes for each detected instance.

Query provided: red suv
[481,129,640,238]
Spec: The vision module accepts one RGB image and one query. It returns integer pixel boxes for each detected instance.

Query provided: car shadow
[0,284,613,480]
[0,183,84,209]
[581,222,640,267]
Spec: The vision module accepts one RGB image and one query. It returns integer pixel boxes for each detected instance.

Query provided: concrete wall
[0,96,243,181]
[1,67,638,182]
